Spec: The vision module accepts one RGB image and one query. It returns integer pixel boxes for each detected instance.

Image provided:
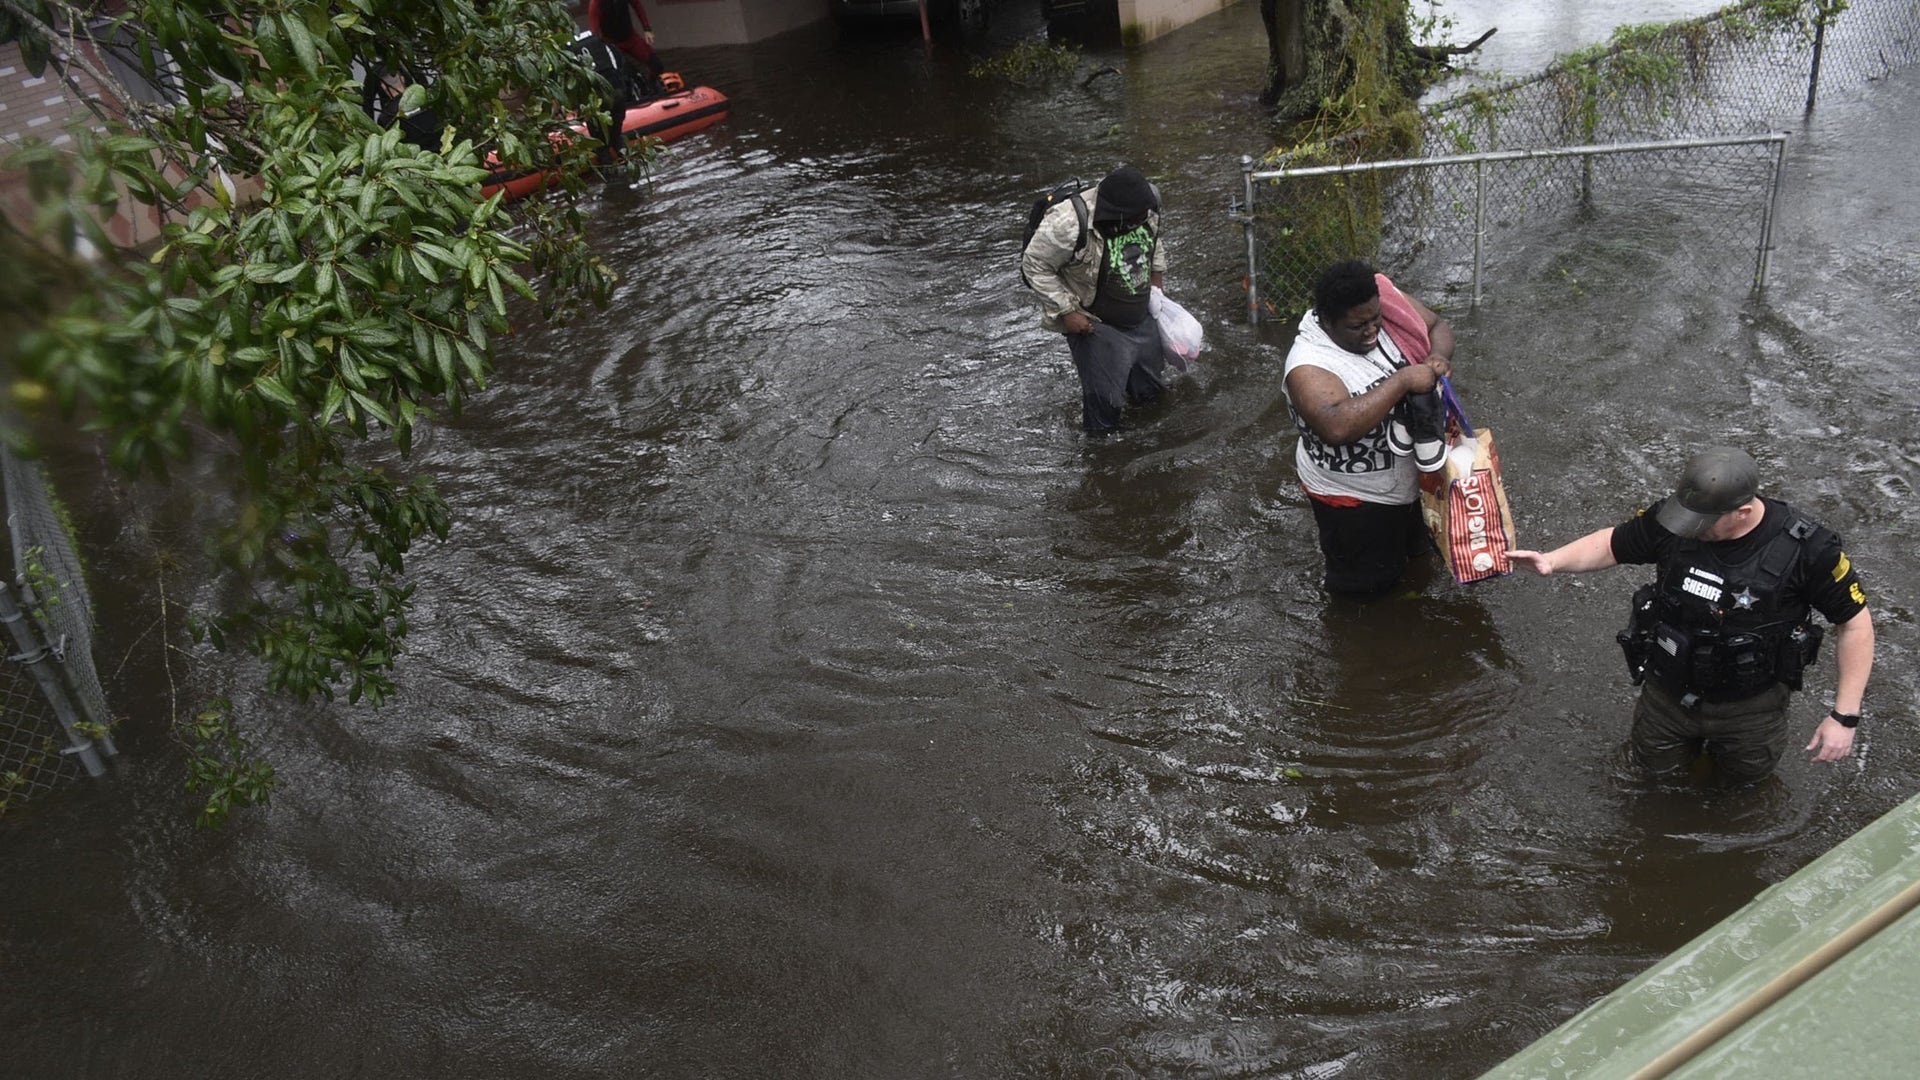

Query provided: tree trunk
[1260,0,1307,107]
[1260,0,1358,125]
[1262,1,1495,124]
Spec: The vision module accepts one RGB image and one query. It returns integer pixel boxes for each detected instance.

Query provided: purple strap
[1440,376,1474,438]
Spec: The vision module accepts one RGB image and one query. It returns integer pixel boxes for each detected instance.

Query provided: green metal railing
[1481,790,1920,1079]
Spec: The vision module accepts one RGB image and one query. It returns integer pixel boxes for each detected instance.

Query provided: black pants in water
[1065,318,1165,434]
[1308,497,1434,596]
[1630,679,1792,786]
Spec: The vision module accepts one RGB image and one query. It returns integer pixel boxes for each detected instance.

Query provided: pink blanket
[1375,273,1429,364]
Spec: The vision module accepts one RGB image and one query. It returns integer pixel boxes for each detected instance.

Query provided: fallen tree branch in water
[1410,27,1498,66]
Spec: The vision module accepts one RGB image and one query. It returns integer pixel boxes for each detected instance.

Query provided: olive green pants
[1630,680,1792,785]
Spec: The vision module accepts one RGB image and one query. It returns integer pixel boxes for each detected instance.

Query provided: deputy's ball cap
[1655,446,1760,538]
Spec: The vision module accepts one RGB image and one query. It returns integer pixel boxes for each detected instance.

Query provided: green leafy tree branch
[1,0,640,822]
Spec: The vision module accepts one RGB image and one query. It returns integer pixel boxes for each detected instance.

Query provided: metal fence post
[1472,157,1486,311]
[1580,79,1596,207]
[0,582,105,778]
[1755,132,1789,294]
[1241,155,1260,324]
[1805,16,1827,113]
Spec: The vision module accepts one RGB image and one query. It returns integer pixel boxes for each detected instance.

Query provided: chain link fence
[1241,133,1790,321]
[1,445,115,815]
[0,612,69,811]
[1428,0,1920,153]
[1241,0,1920,320]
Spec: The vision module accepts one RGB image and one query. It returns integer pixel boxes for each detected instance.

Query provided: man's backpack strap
[1019,179,1092,290]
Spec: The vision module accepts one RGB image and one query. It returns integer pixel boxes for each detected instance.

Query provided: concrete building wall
[1119,0,1240,44]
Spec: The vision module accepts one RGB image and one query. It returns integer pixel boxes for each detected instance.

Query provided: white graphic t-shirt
[1282,309,1418,505]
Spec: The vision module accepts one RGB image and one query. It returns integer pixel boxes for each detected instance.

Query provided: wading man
[1509,446,1875,785]
[1021,165,1168,436]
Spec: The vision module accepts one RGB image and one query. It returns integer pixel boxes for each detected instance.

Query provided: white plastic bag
[1149,286,1205,371]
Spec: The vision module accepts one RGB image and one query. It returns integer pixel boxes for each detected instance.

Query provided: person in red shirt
[588,0,664,78]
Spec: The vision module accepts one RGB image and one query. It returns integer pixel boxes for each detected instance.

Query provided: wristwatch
[1828,708,1861,729]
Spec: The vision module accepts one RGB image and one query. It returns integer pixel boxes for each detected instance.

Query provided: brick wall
[0,41,86,148]
[0,39,252,251]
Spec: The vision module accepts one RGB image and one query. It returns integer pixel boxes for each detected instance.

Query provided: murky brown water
[4,4,1916,1078]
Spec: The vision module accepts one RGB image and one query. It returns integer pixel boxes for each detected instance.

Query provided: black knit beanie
[1093,165,1158,223]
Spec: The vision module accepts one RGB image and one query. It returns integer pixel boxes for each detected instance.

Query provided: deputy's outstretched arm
[1508,526,1619,576]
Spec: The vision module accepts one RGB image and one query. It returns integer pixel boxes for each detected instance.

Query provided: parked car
[829,0,989,34]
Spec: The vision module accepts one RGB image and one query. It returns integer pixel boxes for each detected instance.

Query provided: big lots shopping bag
[1419,427,1516,583]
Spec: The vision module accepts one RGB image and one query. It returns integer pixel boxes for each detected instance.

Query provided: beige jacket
[1020,186,1167,334]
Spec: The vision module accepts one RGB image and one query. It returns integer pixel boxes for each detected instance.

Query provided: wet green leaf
[252,374,297,408]
[320,379,346,424]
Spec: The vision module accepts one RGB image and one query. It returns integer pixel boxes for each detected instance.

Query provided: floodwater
[1436,0,1729,82]
[5,3,1917,1078]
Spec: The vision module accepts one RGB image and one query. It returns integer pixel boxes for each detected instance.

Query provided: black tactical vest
[1630,512,1825,701]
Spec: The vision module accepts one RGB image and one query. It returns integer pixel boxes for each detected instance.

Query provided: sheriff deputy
[1508,446,1874,785]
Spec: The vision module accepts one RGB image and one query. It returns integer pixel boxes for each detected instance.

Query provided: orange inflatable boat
[480,80,729,201]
